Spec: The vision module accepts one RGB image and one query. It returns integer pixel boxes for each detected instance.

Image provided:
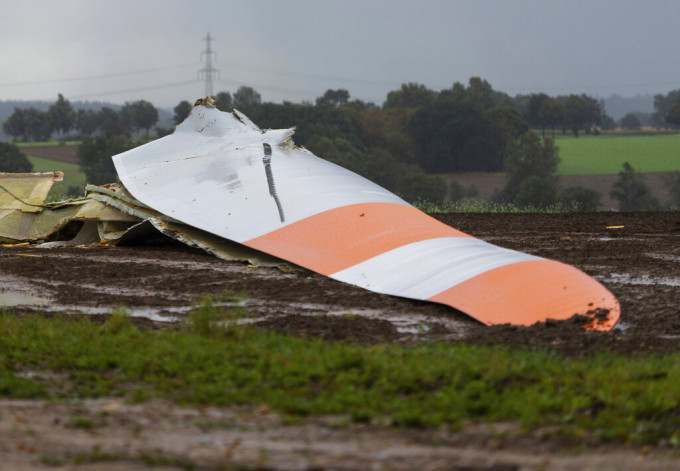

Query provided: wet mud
[2,211,679,470]
[1,211,678,355]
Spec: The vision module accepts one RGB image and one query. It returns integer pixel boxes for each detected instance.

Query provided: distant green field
[555,134,680,176]
[16,140,80,147]
[26,155,86,200]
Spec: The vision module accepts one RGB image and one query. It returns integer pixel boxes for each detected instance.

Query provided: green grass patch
[2,303,680,446]
[413,199,577,213]
[26,155,86,199]
[555,133,680,176]
[16,141,80,147]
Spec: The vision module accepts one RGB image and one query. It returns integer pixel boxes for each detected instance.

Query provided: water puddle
[596,273,680,287]
[0,293,51,307]
[1,279,469,335]
[612,322,630,331]
[243,300,471,335]
[646,253,680,263]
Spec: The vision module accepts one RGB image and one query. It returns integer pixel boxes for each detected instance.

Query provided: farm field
[1,211,679,470]
[555,133,680,176]
[26,155,86,199]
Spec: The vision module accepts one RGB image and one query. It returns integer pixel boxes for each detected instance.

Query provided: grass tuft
[2,303,680,446]
[412,199,580,214]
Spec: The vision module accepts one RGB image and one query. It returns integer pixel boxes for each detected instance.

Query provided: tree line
[2,81,680,208]
[2,94,160,142]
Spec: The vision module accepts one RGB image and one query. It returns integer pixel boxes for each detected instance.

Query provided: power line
[502,79,680,94]
[0,63,200,88]
[69,80,197,100]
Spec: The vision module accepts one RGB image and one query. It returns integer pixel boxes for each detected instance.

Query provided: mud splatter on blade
[113,102,620,330]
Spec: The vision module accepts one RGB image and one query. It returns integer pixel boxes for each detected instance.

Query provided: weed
[412,199,580,214]
[184,293,249,340]
[100,306,133,335]
[66,414,94,429]
[4,307,680,445]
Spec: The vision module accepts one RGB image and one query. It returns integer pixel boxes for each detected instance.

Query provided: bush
[559,186,602,211]
[77,135,137,185]
[0,142,33,173]
[514,176,558,209]
[620,113,641,130]
[397,173,447,203]
[610,162,660,211]
[665,172,680,208]
[449,180,479,202]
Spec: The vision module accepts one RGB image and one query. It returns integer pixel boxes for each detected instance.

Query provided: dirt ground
[446,172,676,209]
[21,145,79,165]
[1,211,679,470]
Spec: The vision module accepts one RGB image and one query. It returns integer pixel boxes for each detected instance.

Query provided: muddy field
[1,211,679,470]
[446,172,676,209]
[2,211,678,354]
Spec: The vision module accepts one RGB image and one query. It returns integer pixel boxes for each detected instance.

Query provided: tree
[214,92,233,111]
[97,107,126,136]
[47,93,75,138]
[383,82,435,109]
[525,93,550,130]
[316,89,350,108]
[463,77,496,111]
[233,86,261,108]
[121,100,158,137]
[560,186,601,211]
[396,173,447,203]
[652,89,680,128]
[133,100,158,137]
[561,94,601,137]
[173,100,192,125]
[75,109,100,136]
[538,98,564,138]
[408,99,497,173]
[600,114,617,131]
[666,103,680,127]
[498,131,560,204]
[620,113,641,130]
[514,176,558,209]
[3,108,51,142]
[485,101,528,169]
[118,102,135,135]
[610,162,660,211]
[3,108,27,141]
[0,143,33,172]
[77,134,136,185]
[665,172,680,208]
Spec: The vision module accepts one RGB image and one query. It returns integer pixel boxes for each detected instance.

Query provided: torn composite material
[112,100,620,330]
[0,173,292,268]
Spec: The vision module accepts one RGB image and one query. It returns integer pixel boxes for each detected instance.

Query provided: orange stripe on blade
[428,259,620,331]
[245,202,471,275]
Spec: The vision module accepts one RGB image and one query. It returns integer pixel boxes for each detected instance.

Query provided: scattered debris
[1,100,621,330]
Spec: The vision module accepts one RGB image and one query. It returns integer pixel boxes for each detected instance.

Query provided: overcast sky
[1,0,678,109]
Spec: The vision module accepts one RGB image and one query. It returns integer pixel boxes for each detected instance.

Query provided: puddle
[243,300,471,335]
[0,293,51,307]
[612,322,630,331]
[0,275,53,307]
[33,252,296,278]
[646,253,680,263]
[1,280,470,334]
[596,273,680,287]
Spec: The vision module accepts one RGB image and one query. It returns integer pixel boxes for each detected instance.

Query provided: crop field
[1,211,679,470]
[26,155,86,199]
[555,133,680,176]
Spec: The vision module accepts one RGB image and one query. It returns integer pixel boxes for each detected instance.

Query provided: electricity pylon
[198,32,219,97]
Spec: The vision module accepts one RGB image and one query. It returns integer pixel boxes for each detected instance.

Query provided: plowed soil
[21,145,79,164]
[1,211,679,470]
